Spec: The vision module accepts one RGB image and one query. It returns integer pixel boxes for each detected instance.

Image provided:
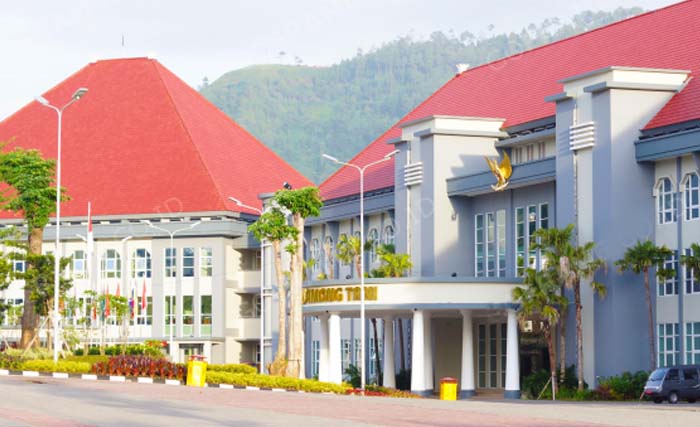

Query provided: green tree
[0,146,66,349]
[512,269,567,398]
[376,244,412,278]
[274,187,323,378]
[336,234,362,278]
[616,240,674,371]
[249,208,297,375]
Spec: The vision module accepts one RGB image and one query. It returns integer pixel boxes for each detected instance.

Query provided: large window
[369,337,383,382]
[201,295,212,337]
[165,248,177,278]
[658,251,678,296]
[200,248,213,277]
[684,173,700,221]
[684,247,700,294]
[514,203,550,277]
[657,178,677,224]
[686,322,700,364]
[368,228,379,264]
[658,323,680,367]
[312,340,320,378]
[71,250,86,279]
[182,247,195,277]
[182,295,194,336]
[383,224,395,246]
[101,249,121,279]
[323,236,334,276]
[164,295,176,336]
[136,297,152,325]
[310,239,320,273]
[475,210,506,277]
[131,249,151,278]
[341,339,352,375]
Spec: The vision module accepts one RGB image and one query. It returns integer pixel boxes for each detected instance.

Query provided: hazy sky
[0,0,676,119]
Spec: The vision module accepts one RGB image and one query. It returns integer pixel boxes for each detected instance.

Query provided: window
[475,214,484,276]
[497,210,506,277]
[310,239,320,273]
[136,297,152,325]
[658,323,680,367]
[353,338,362,368]
[526,144,534,162]
[478,324,486,388]
[101,249,121,278]
[131,249,151,278]
[514,203,549,276]
[383,225,395,246]
[323,236,334,275]
[686,322,700,364]
[475,210,506,277]
[683,368,698,381]
[658,251,678,296]
[201,295,212,337]
[182,248,195,277]
[684,247,700,294]
[368,228,379,264]
[0,298,23,326]
[685,173,700,221]
[196,247,212,277]
[537,141,546,159]
[254,294,261,318]
[512,147,523,164]
[657,178,677,224]
[164,295,176,336]
[527,206,537,269]
[369,337,383,381]
[165,248,177,278]
[312,340,320,378]
[71,250,86,279]
[12,259,25,275]
[515,208,525,276]
[486,213,495,276]
[500,323,507,387]
[182,295,194,336]
[342,339,352,374]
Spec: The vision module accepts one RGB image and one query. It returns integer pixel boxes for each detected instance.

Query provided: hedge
[207,364,257,375]
[205,371,350,393]
[21,360,92,374]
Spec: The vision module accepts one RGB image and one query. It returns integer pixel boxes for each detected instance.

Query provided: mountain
[200,7,644,184]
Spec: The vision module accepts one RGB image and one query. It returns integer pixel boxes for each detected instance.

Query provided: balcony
[447,157,555,197]
[235,317,261,341]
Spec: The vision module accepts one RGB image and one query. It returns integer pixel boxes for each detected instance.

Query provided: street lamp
[142,220,201,362]
[229,196,268,374]
[322,149,399,391]
[36,87,88,362]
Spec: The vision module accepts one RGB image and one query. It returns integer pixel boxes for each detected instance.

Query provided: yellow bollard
[186,355,207,387]
[439,377,458,400]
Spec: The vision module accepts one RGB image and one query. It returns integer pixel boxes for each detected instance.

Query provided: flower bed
[205,371,349,393]
[21,360,92,374]
[91,355,186,380]
[346,385,423,398]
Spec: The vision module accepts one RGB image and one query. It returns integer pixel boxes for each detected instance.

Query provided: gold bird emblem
[485,151,513,192]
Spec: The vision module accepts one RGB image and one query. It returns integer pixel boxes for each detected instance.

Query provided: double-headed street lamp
[36,88,88,362]
[229,196,267,374]
[143,220,201,361]
[322,149,398,391]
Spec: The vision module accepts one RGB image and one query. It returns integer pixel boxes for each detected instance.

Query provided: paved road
[0,376,698,427]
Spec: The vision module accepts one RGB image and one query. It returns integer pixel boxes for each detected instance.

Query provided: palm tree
[512,268,566,398]
[336,234,362,278]
[616,240,674,371]
[532,225,574,385]
[681,243,700,293]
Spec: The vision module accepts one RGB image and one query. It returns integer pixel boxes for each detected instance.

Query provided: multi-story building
[0,57,311,364]
[303,0,700,398]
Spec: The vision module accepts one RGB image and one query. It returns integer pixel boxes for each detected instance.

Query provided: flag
[86,202,93,281]
[141,280,147,311]
[130,285,136,318]
[116,283,120,298]
[104,284,111,318]
[91,303,96,321]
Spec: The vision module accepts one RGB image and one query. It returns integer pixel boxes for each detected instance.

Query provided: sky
[0,0,677,120]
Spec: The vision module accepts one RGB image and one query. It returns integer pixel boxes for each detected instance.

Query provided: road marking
[137,377,153,384]
[22,371,39,377]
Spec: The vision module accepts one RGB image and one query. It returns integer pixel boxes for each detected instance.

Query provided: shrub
[344,364,361,388]
[362,384,423,398]
[0,353,22,370]
[82,342,165,358]
[207,364,257,375]
[3,348,53,360]
[21,360,91,374]
[594,371,648,401]
[64,355,109,365]
[522,365,584,400]
[204,371,350,393]
[92,356,186,380]
[395,369,411,391]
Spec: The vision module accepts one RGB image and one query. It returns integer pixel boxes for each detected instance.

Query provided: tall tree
[616,240,674,371]
[560,240,606,391]
[532,224,574,384]
[512,268,566,398]
[249,208,297,375]
[274,187,323,378]
[0,147,65,349]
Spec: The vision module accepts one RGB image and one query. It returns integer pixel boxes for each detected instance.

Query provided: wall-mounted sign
[303,286,378,304]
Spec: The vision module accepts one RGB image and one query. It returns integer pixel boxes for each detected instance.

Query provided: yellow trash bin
[186,355,207,387]
[440,377,458,400]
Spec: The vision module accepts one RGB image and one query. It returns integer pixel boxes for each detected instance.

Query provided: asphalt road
[0,376,699,427]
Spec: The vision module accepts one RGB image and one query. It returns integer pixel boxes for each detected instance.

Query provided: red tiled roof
[0,58,312,218]
[321,0,700,200]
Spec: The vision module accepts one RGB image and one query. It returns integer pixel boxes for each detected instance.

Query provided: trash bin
[439,377,458,400]
[186,355,207,387]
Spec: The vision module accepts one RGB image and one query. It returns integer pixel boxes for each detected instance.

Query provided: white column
[410,310,425,393]
[424,312,433,392]
[382,316,396,388]
[504,309,521,399]
[460,309,475,398]
[318,314,329,382]
[328,312,342,384]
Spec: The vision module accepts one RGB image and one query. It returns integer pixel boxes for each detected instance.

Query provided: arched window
[101,249,121,279]
[310,238,320,272]
[324,236,334,274]
[368,228,379,264]
[383,224,395,246]
[131,248,152,278]
[71,250,87,279]
[338,233,349,266]
[657,178,676,224]
[684,173,699,221]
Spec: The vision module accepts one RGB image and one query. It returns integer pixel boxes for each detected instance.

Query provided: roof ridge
[151,60,227,211]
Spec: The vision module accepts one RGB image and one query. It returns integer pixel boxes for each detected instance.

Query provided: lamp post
[36,87,88,362]
[322,149,399,391]
[229,196,267,374]
[143,220,201,362]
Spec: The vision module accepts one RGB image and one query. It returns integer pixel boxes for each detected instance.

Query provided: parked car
[644,365,700,404]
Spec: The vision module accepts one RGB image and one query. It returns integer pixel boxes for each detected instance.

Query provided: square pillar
[328,312,342,384]
[460,309,475,398]
[504,309,521,399]
[382,316,396,388]
[410,309,425,394]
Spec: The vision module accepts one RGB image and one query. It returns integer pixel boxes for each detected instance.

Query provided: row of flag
[91,280,149,320]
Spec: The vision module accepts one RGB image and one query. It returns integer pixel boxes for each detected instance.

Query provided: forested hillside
[201,7,643,183]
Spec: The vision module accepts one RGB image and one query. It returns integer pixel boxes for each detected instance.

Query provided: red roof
[0,58,312,217]
[321,0,700,200]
